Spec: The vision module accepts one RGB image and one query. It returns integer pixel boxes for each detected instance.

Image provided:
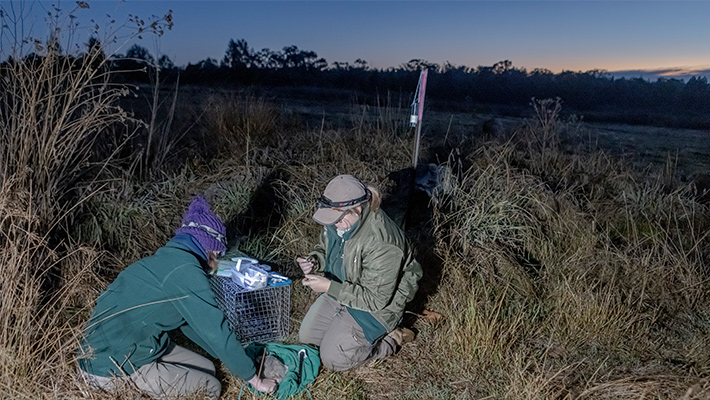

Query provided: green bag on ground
[244,343,320,399]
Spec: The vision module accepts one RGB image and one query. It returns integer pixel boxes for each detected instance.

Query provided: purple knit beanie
[175,196,227,256]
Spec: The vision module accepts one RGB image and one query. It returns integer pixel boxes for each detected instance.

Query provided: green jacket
[309,204,422,332]
[77,239,256,381]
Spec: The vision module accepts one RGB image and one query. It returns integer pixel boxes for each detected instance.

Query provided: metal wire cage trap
[209,275,290,344]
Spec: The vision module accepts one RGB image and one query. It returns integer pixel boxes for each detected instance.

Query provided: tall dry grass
[383,99,710,399]
[0,22,143,399]
[0,47,131,226]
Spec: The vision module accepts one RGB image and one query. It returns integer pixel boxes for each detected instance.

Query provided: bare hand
[302,274,331,293]
[296,256,315,275]
[248,375,277,393]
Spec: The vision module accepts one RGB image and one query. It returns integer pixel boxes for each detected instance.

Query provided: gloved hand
[248,375,277,393]
[302,274,331,293]
[296,256,316,275]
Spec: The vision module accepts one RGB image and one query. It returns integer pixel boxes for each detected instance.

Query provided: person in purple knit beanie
[77,196,276,399]
[174,196,228,262]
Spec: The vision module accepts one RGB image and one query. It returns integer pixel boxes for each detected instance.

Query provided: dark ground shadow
[383,166,445,325]
[224,169,289,262]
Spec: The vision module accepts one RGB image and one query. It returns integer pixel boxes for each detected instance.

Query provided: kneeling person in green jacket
[298,175,423,371]
[77,196,275,399]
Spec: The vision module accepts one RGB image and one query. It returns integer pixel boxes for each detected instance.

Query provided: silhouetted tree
[254,48,281,69]
[158,54,174,70]
[401,59,439,72]
[331,61,351,70]
[354,58,369,70]
[280,45,324,70]
[492,60,512,74]
[222,38,254,69]
[125,44,154,64]
[680,76,710,111]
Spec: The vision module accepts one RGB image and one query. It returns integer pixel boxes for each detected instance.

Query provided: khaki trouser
[299,293,398,371]
[79,344,221,400]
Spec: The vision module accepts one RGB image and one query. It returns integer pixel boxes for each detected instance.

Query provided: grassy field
[2,49,710,400]
[269,89,710,177]
[577,122,710,178]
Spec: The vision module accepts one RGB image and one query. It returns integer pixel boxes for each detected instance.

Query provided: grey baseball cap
[313,175,370,225]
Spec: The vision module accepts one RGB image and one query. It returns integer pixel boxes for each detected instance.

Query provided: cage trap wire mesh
[209,276,290,343]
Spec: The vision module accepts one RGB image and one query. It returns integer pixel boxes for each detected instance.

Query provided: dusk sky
[8,1,710,80]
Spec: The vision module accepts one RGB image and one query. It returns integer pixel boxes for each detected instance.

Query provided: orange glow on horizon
[450,55,710,75]
[538,59,710,75]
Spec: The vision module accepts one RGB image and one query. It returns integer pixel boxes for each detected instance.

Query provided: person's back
[79,241,210,376]
[77,196,276,399]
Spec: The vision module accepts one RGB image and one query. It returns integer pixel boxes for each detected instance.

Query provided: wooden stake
[257,348,267,379]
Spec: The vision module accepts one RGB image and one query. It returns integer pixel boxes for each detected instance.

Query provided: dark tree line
[11,37,710,129]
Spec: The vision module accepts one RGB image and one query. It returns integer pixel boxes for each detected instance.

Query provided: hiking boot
[388,327,416,347]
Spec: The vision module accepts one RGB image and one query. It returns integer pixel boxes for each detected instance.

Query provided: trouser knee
[319,335,368,372]
[299,324,320,346]
[320,349,354,371]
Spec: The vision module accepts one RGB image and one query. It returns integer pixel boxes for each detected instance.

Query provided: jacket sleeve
[308,227,328,274]
[327,243,403,312]
[179,324,217,358]
[162,264,257,381]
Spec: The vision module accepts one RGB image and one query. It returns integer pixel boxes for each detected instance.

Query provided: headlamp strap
[181,221,226,245]
[316,189,371,209]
